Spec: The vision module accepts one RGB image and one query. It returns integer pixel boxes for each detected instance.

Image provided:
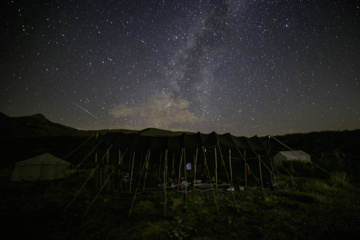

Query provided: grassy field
[1,167,359,240]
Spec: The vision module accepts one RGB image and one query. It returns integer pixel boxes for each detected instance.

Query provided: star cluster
[1,0,359,136]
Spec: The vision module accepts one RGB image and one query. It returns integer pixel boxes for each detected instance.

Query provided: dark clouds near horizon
[1,0,359,136]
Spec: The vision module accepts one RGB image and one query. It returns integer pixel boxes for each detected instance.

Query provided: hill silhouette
[0,112,85,138]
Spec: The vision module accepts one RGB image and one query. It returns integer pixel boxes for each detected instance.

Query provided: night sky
[1,0,359,136]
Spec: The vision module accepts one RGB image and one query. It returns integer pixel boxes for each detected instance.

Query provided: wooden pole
[269,157,275,186]
[106,147,110,163]
[118,149,121,165]
[158,152,163,179]
[229,148,233,187]
[139,150,143,176]
[63,147,113,217]
[84,164,117,218]
[215,148,218,190]
[226,147,240,214]
[183,148,188,206]
[268,136,276,186]
[244,150,247,188]
[142,150,151,191]
[217,142,230,186]
[193,153,195,189]
[129,150,132,171]
[129,151,135,193]
[164,149,168,216]
[95,150,98,191]
[172,153,175,177]
[193,148,198,190]
[119,149,122,192]
[202,147,220,215]
[258,155,264,189]
[258,157,275,186]
[177,150,183,191]
[128,155,146,217]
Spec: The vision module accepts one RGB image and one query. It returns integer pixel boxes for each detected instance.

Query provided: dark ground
[1,172,360,240]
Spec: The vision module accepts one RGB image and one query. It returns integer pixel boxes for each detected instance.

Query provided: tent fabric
[274,150,311,163]
[11,153,70,181]
[102,131,269,152]
[96,131,275,190]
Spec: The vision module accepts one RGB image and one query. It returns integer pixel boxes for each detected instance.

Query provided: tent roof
[102,131,269,152]
[16,153,70,166]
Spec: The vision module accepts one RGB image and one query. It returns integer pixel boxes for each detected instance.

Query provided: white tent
[274,150,311,164]
[11,153,70,181]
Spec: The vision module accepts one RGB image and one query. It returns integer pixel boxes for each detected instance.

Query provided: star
[0,0,359,136]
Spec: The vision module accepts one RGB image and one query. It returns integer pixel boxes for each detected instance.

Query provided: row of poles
[62,136,276,218]
[94,144,275,217]
[97,146,274,193]
[61,133,359,220]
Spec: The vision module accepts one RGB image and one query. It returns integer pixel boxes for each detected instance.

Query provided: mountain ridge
[0,112,86,138]
[1,112,359,139]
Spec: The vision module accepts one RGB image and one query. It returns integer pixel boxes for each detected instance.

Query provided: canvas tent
[11,153,70,181]
[63,130,276,217]
[92,131,274,190]
[274,150,311,164]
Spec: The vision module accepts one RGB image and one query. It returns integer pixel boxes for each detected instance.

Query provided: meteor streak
[72,102,98,119]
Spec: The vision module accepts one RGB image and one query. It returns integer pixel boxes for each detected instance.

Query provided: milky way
[1,0,359,136]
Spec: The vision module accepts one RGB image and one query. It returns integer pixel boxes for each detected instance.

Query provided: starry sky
[1,0,359,136]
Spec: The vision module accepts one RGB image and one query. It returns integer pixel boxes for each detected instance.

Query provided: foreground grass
[1,175,360,240]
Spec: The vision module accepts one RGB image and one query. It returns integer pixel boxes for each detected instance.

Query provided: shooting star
[72,102,98,119]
